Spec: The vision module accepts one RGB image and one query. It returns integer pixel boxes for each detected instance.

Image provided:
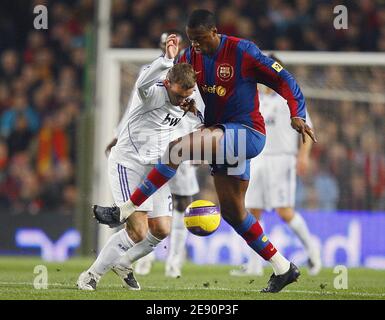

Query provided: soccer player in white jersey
[104,31,200,278]
[230,56,322,277]
[132,31,201,278]
[77,34,204,291]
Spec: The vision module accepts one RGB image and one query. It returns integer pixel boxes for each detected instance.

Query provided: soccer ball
[184,200,221,236]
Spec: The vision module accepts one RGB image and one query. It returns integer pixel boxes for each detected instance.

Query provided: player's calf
[148,216,172,240]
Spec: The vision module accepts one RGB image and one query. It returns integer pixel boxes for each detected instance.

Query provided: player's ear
[211,27,218,37]
[163,78,170,88]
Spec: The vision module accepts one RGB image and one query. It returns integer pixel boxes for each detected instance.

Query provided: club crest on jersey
[217,63,234,82]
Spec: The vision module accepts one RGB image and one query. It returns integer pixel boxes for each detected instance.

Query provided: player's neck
[206,35,222,56]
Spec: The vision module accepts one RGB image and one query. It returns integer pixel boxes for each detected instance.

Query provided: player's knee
[149,224,170,240]
[276,207,294,223]
[148,218,171,240]
[125,224,147,243]
[249,208,263,220]
[125,211,149,242]
[220,206,246,226]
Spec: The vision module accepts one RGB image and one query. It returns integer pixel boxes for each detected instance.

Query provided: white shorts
[245,154,296,210]
[108,156,172,218]
[169,162,199,196]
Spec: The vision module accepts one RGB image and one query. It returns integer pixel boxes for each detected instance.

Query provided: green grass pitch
[0,257,384,300]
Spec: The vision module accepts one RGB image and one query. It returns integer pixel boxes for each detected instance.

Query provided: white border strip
[105,49,385,66]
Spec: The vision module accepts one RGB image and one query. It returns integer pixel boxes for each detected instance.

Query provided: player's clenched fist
[165,34,179,60]
[180,98,198,115]
[291,117,317,143]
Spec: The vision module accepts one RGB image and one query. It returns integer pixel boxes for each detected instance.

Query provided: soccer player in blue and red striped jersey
[94,9,317,293]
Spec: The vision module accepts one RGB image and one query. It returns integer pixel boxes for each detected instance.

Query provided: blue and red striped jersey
[177,35,306,134]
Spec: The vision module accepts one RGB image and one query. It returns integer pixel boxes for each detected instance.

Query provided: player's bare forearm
[297,138,313,176]
[291,117,317,144]
[298,132,313,155]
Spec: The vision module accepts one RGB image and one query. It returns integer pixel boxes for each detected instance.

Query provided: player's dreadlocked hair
[187,9,216,30]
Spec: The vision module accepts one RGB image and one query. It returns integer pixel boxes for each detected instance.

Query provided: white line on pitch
[1,282,384,298]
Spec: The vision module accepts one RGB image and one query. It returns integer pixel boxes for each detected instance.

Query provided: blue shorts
[210,123,266,180]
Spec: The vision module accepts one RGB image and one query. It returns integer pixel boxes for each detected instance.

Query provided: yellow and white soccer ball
[183,200,221,236]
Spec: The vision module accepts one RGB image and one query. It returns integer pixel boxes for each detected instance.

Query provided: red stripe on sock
[147,168,170,188]
[243,221,263,244]
[259,243,277,260]
[130,189,147,207]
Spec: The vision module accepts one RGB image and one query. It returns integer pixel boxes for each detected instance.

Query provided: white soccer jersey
[110,56,205,167]
[259,90,313,156]
[114,64,149,138]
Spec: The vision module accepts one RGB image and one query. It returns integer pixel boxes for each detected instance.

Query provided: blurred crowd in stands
[288,63,385,211]
[0,0,384,215]
[111,0,385,51]
[296,97,385,211]
[0,0,94,214]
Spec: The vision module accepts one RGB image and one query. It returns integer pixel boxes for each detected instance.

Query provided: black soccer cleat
[261,262,300,293]
[93,204,123,228]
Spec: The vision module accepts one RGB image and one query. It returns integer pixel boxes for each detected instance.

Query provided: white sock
[288,212,314,253]
[269,251,290,275]
[119,200,137,221]
[89,229,134,276]
[118,232,162,268]
[166,210,188,269]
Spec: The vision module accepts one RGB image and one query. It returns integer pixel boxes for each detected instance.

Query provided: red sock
[234,213,277,260]
[130,163,177,206]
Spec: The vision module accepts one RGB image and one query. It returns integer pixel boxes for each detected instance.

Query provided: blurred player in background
[78,34,204,291]
[95,10,317,293]
[104,31,199,278]
[230,55,322,277]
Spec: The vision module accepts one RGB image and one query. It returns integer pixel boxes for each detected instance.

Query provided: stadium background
[0,0,384,269]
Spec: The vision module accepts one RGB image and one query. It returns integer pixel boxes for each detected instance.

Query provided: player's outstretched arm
[135,34,180,100]
[244,44,309,123]
[136,57,173,99]
[243,43,316,143]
